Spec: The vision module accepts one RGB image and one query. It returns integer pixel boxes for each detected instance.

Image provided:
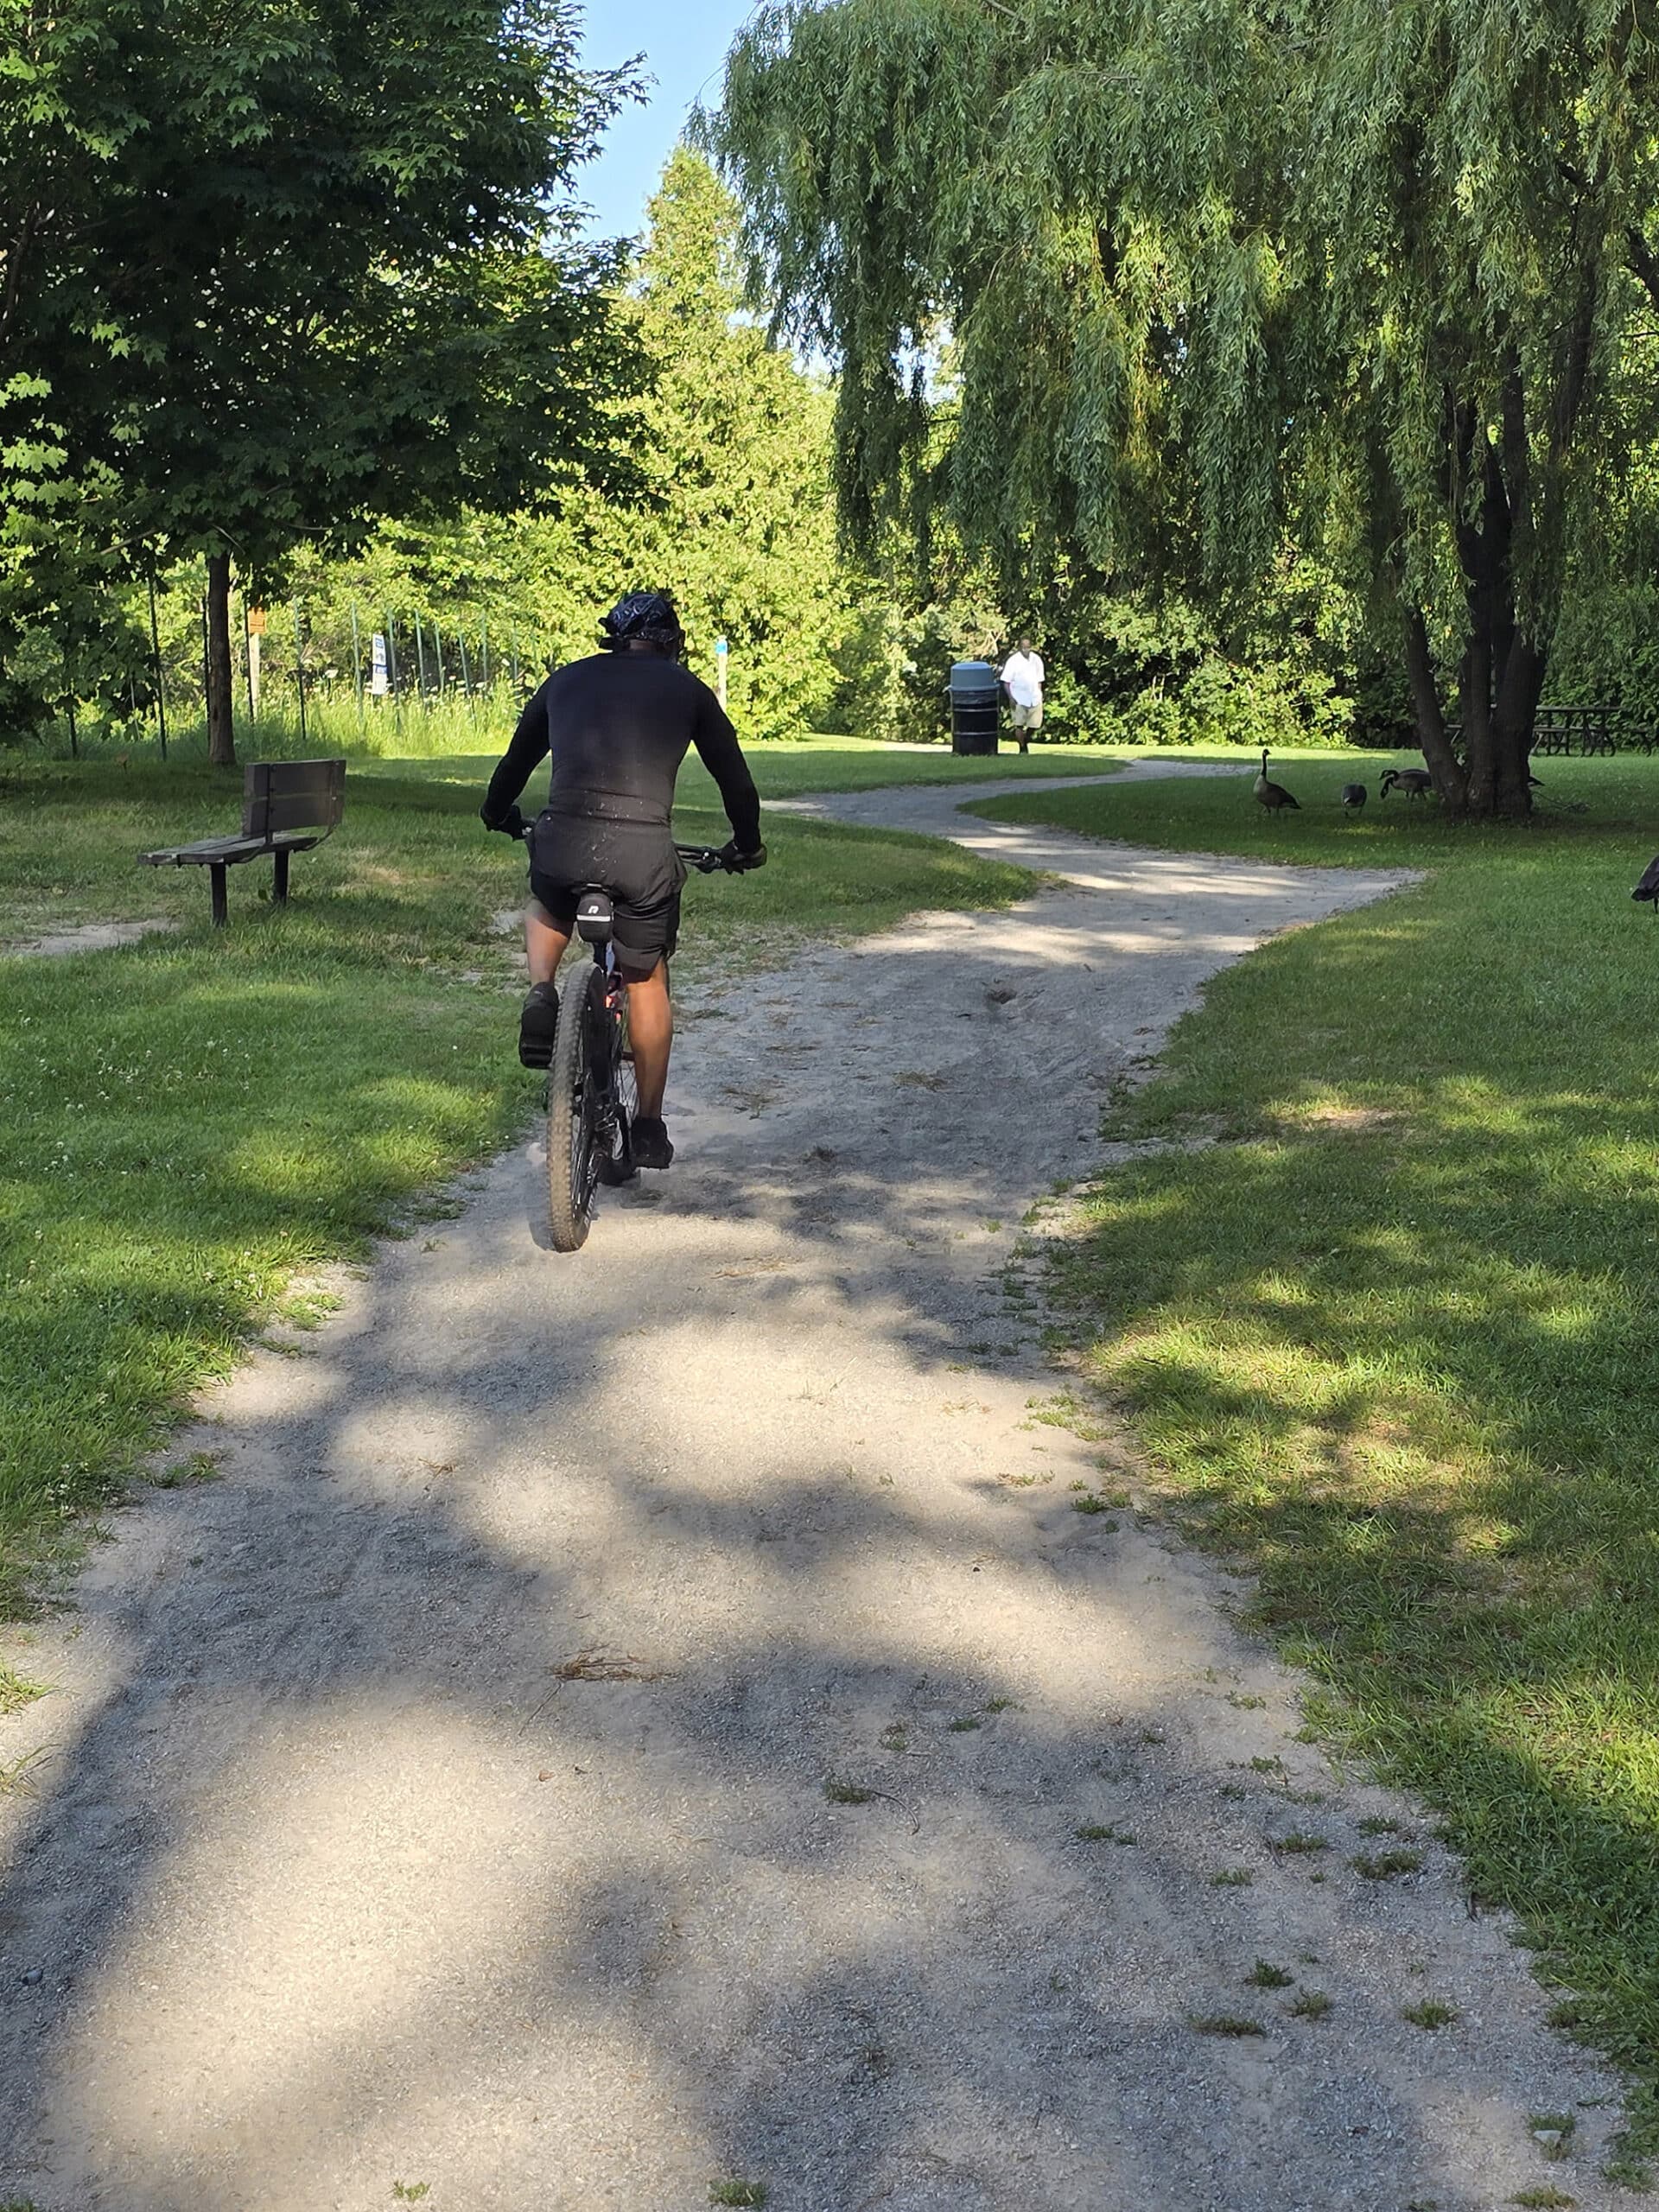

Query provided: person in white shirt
[1000,636,1045,752]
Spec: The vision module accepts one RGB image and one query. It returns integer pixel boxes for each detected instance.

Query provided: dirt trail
[0,772,1623,2211]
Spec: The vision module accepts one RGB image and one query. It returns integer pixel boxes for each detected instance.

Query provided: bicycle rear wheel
[545,964,608,1251]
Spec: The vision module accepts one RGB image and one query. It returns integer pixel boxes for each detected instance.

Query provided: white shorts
[1010,699,1043,731]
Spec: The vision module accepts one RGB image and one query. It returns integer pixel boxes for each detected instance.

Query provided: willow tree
[712,0,1659,816]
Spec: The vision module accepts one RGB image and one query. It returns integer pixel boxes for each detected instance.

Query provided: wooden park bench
[140,758,346,926]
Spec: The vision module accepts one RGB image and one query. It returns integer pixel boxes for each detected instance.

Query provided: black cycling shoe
[518,981,560,1068]
[631,1115,674,1171]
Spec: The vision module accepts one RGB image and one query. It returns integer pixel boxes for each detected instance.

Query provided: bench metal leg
[272,849,290,905]
[210,863,228,928]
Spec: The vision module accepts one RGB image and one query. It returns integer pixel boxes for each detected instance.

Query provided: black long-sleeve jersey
[481,651,761,850]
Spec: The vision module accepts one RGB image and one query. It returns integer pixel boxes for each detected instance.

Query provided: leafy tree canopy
[0,0,643,753]
[710,0,1659,813]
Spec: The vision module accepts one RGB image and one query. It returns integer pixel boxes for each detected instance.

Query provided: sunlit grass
[979,751,1659,2169]
[0,749,1033,1608]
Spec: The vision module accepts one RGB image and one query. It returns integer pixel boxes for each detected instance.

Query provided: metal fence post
[293,598,308,748]
[148,567,168,760]
[351,602,365,734]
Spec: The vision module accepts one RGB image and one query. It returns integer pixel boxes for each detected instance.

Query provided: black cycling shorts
[527,810,683,976]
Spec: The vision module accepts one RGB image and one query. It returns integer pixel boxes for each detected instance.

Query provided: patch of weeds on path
[1209,1866,1255,1887]
[710,2184,768,2208]
[1075,1822,1136,1846]
[823,1777,876,1805]
[0,1662,47,1716]
[0,1747,48,1796]
[1272,1830,1329,1855]
[1402,2000,1459,2030]
[1189,2013,1267,2037]
[1511,2191,1576,2209]
[879,1724,908,1753]
[1287,1989,1332,2019]
[391,2186,431,2202]
[1070,1490,1119,1520]
[1021,1389,1112,1441]
[1245,1961,1294,1988]
[1528,2114,1576,2160]
[1353,1848,1423,1880]
[948,1715,982,1732]
[150,1449,223,1489]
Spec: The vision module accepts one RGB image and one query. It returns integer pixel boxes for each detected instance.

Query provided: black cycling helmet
[599,590,684,656]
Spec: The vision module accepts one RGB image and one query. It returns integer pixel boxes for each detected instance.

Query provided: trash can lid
[948,659,997,691]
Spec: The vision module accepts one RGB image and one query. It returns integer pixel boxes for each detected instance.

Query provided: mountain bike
[538,840,747,1253]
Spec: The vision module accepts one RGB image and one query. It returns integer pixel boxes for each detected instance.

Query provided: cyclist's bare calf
[525,898,672,1119]
[621,963,671,1118]
[524,898,565,988]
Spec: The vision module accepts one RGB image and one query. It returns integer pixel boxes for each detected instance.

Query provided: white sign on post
[370,632,389,698]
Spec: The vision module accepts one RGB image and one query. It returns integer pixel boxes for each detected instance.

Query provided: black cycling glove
[482,803,527,840]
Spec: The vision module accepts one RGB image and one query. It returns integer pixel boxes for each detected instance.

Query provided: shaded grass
[0,752,1031,1607]
[975,751,1659,2164]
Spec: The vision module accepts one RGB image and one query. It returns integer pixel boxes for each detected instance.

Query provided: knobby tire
[545,965,607,1252]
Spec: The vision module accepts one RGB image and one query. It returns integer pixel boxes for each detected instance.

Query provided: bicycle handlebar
[494,817,760,874]
[675,842,752,875]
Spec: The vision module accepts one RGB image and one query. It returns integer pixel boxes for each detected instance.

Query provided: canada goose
[1380,766,1434,799]
[1632,856,1659,908]
[1254,747,1300,811]
[1340,782,1368,809]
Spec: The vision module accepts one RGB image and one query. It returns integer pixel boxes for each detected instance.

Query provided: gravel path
[0,770,1624,2211]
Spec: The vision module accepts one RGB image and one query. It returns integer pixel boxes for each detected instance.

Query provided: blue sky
[576,1,761,240]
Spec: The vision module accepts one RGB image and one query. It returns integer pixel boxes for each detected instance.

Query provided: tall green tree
[531,145,852,736]
[712,0,1659,816]
[324,148,854,739]
[0,0,642,760]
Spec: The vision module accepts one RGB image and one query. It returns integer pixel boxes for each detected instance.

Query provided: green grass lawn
[350,731,1127,805]
[975,752,1659,2177]
[0,748,1034,1611]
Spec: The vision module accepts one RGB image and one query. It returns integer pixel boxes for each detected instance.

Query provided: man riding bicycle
[480,590,766,1171]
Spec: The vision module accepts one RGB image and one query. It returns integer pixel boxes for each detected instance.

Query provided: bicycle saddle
[575,889,615,944]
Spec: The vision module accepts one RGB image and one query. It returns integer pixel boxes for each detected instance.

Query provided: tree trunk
[1492,632,1547,817]
[1445,413,1536,821]
[1402,605,1468,810]
[205,552,236,767]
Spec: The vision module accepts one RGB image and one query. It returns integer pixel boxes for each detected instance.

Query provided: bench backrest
[242,758,346,841]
